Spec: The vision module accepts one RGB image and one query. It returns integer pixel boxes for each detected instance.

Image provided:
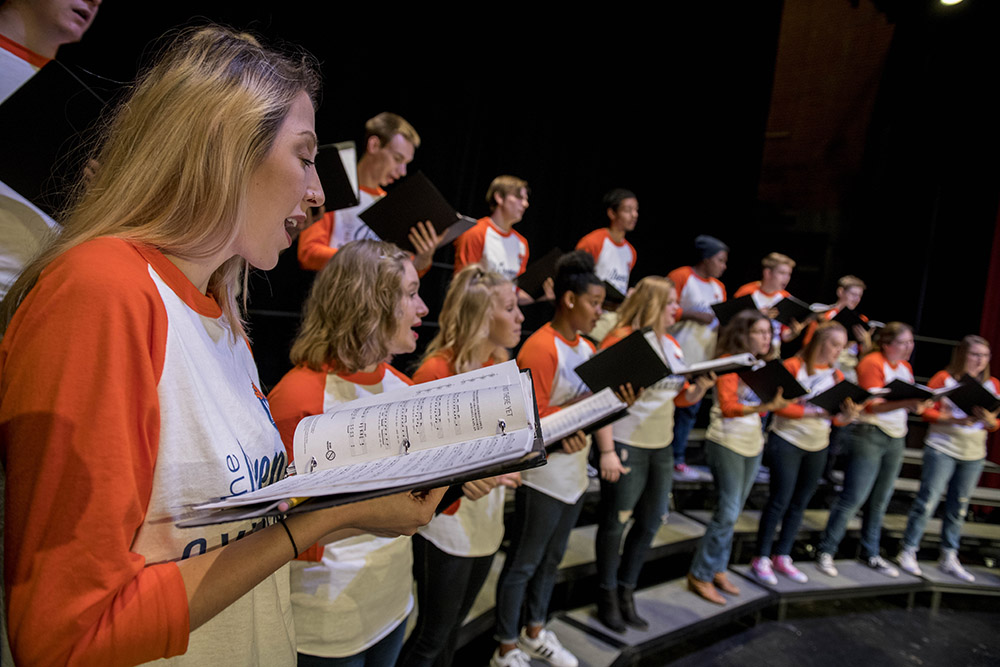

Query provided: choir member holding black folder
[751,322,862,586]
[816,322,930,579]
[895,335,1000,582]
[493,252,626,667]
[687,310,791,605]
[590,276,715,632]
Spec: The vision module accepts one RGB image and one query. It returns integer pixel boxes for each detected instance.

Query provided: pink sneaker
[773,555,808,583]
[751,557,777,585]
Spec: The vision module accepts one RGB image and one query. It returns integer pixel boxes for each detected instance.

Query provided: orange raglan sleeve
[575,229,603,263]
[412,354,453,384]
[267,365,327,460]
[297,210,337,271]
[733,282,756,298]
[856,354,886,392]
[715,362,750,418]
[0,240,190,666]
[667,266,690,318]
[516,330,561,417]
[266,365,328,561]
[453,221,485,275]
[856,353,888,414]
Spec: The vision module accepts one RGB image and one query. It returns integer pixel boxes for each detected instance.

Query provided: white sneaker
[751,556,778,585]
[866,555,899,577]
[519,628,578,667]
[773,555,809,583]
[895,548,922,576]
[491,647,532,667]
[816,552,838,577]
[939,551,975,583]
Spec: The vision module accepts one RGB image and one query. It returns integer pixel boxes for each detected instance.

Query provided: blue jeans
[495,486,584,643]
[297,617,407,667]
[901,447,984,552]
[671,400,701,466]
[398,534,495,667]
[819,423,904,559]
[596,442,674,589]
[689,440,762,581]
[757,432,828,557]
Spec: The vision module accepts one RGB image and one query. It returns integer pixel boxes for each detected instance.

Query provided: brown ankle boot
[713,571,740,595]
[687,572,726,605]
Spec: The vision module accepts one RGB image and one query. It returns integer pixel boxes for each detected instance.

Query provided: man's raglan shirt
[453,216,528,281]
[576,228,636,296]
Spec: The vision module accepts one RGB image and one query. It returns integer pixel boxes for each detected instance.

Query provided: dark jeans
[672,400,701,466]
[689,440,762,581]
[297,618,407,667]
[756,432,828,557]
[398,534,495,667]
[596,442,674,589]
[819,423,904,559]
[494,486,584,643]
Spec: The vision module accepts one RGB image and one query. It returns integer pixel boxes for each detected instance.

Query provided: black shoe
[597,586,626,633]
[618,584,649,630]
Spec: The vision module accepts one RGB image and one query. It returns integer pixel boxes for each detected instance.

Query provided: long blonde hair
[291,240,410,374]
[0,25,321,338]
[611,276,675,335]
[421,265,512,374]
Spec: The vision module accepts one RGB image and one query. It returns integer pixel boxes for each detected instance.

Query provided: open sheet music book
[540,387,628,452]
[179,361,544,527]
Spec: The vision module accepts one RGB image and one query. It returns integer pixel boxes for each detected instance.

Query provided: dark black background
[53,0,999,386]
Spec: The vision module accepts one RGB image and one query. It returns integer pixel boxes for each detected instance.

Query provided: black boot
[597,586,626,632]
[618,584,649,630]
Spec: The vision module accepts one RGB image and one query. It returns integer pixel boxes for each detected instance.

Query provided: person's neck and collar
[0,0,100,60]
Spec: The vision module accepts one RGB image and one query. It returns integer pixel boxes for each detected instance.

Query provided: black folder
[517,247,563,298]
[831,308,872,342]
[773,294,814,326]
[315,141,358,212]
[359,171,475,252]
[711,295,758,327]
[574,327,670,394]
[737,359,808,402]
[943,376,1000,415]
[807,381,877,414]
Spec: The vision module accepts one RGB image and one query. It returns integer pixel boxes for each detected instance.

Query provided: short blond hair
[762,252,796,270]
[838,275,866,291]
[422,265,512,374]
[486,175,528,212]
[291,240,410,373]
[365,112,421,149]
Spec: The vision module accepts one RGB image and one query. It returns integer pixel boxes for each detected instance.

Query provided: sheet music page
[540,387,626,446]
[668,352,757,376]
[196,428,535,509]
[293,360,530,472]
